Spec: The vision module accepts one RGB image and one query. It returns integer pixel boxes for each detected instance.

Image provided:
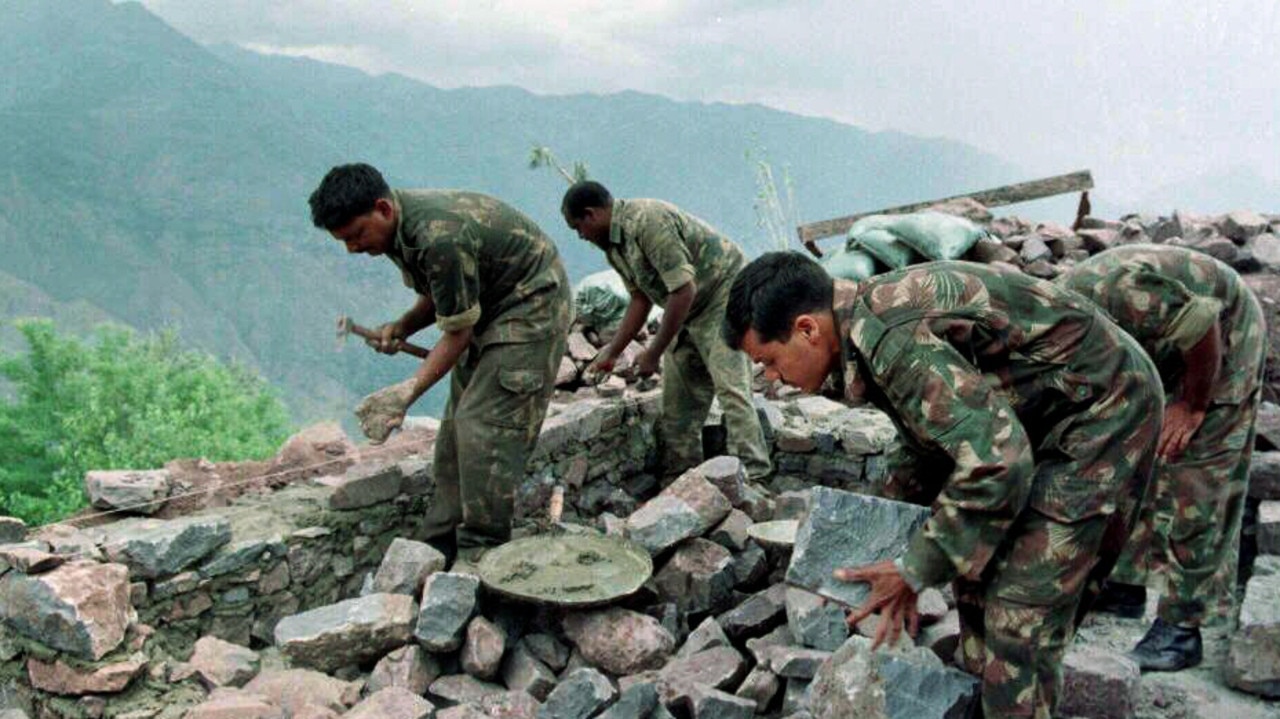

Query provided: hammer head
[335,314,354,351]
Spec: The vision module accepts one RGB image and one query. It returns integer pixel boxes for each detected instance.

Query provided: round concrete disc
[747,520,799,548]
[477,533,653,608]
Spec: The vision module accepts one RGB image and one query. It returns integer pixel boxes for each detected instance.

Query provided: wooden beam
[798,170,1094,256]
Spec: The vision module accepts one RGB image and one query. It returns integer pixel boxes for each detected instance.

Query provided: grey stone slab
[786,587,848,651]
[537,667,616,719]
[274,593,417,672]
[786,488,928,608]
[1227,571,1280,698]
[103,516,232,578]
[808,636,979,719]
[415,572,480,652]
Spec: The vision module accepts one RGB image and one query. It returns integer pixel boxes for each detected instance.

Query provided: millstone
[477,533,652,607]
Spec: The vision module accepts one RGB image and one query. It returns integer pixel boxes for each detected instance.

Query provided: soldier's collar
[830,279,871,404]
[607,198,626,246]
[390,190,407,254]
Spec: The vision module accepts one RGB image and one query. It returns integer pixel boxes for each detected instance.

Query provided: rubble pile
[2,204,1280,718]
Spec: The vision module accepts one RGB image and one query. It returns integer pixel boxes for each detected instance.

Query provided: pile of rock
[168,460,981,719]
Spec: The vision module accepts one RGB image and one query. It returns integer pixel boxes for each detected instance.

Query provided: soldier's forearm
[1178,318,1221,412]
[646,281,696,357]
[399,294,437,336]
[607,293,654,357]
[409,326,471,402]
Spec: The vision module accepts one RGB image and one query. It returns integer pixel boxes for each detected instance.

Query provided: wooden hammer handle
[349,322,432,359]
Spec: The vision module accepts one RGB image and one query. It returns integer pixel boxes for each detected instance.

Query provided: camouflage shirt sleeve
[1106,269,1223,355]
[420,219,483,333]
[872,325,1036,590]
[634,210,697,295]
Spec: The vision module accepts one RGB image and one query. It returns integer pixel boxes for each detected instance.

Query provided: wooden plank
[798,170,1094,256]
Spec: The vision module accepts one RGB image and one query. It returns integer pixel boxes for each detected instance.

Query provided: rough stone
[188,635,260,688]
[773,490,812,522]
[736,666,781,713]
[1059,645,1140,719]
[102,516,232,578]
[1259,501,1280,555]
[1076,228,1119,253]
[274,593,416,672]
[731,541,769,588]
[916,588,949,626]
[786,588,848,651]
[625,495,705,556]
[0,516,27,544]
[654,646,747,700]
[1224,210,1271,242]
[1250,451,1280,499]
[562,607,675,675]
[776,419,818,453]
[757,646,833,679]
[597,682,658,719]
[1226,571,1280,697]
[653,538,735,614]
[674,684,752,719]
[717,583,788,640]
[200,537,281,579]
[918,610,961,665]
[568,332,597,362]
[537,667,616,719]
[786,488,929,608]
[707,510,751,553]
[807,636,979,719]
[524,633,571,672]
[27,654,146,696]
[0,546,65,574]
[369,645,441,696]
[415,572,480,652]
[830,408,897,455]
[373,538,447,595]
[663,473,732,529]
[1019,235,1052,263]
[183,689,285,719]
[319,462,403,510]
[501,642,558,700]
[355,378,417,443]
[678,617,731,658]
[85,469,170,514]
[243,669,362,715]
[429,674,509,705]
[437,691,541,719]
[462,616,508,681]
[556,357,579,387]
[0,560,132,660]
[692,456,746,506]
[345,687,436,719]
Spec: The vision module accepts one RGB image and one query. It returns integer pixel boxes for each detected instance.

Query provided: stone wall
[0,386,901,717]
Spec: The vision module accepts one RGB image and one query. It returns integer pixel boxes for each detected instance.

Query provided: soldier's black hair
[309,163,392,230]
[723,251,834,349]
[561,181,613,219]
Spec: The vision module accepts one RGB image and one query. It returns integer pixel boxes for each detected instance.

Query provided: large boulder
[274,594,416,672]
[0,560,133,660]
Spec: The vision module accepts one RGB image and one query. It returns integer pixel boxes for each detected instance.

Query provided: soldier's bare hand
[834,560,919,650]
[368,321,406,355]
[586,350,618,381]
[1158,401,1205,459]
[634,348,661,378]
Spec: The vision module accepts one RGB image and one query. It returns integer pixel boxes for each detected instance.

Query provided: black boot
[1128,618,1203,672]
[1090,581,1146,619]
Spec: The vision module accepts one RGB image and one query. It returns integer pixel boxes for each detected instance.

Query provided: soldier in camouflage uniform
[309,163,571,559]
[561,181,772,481]
[724,252,1162,719]
[1059,245,1266,671]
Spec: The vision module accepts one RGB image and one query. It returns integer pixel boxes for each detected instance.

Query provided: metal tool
[336,315,432,359]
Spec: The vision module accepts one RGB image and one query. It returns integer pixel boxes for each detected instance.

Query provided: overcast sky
[137,0,1279,207]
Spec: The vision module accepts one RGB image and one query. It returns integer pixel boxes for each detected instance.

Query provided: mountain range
[1,0,1028,424]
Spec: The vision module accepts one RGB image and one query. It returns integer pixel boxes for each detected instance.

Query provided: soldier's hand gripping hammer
[336,315,432,359]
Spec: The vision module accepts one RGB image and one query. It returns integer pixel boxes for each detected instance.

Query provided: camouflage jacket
[1058,244,1265,404]
[388,190,571,347]
[832,261,1157,589]
[604,198,745,319]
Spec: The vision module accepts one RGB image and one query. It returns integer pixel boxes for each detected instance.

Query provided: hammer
[336,315,432,359]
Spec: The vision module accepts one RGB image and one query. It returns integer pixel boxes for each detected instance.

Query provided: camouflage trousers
[1110,387,1262,626]
[424,333,566,551]
[660,288,773,481]
[958,324,1161,718]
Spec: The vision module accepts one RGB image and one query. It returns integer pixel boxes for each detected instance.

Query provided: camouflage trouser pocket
[489,344,549,430]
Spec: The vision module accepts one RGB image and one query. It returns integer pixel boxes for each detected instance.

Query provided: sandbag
[574,270,631,329]
[820,245,878,281]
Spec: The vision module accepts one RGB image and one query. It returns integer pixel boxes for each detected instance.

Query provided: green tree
[746,140,802,254]
[0,319,293,524]
[528,144,590,185]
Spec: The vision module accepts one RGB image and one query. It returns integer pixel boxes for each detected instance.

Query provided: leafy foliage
[528,144,591,185]
[0,320,293,524]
